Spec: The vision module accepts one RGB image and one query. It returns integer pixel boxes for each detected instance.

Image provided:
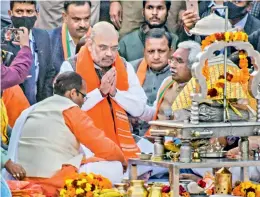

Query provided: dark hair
[10,1,37,11]
[246,1,253,6]
[75,37,86,54]
[54,72,83,96]
[64,1,91,12]
[143,0,171,11]
[145,28,172,48]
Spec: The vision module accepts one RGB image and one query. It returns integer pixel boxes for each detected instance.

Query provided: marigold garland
[60,172,113,197]
[232,181,260,197]
[201,31,250,98]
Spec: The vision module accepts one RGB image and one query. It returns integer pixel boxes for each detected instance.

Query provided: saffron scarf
[136,59,148,86]
[61,23,92,59]
[76,46,140,160]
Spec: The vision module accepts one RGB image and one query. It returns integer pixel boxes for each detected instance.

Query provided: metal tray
[200,151,227,158]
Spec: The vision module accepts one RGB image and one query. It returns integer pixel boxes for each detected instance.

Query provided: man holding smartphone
[1,27,32,89]
[2,0,56,105]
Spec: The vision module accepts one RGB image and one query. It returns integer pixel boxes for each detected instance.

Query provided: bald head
[87,21,120,68]
[91,21,119,40]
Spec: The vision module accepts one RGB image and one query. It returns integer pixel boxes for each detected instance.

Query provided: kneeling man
[6,72,125,196]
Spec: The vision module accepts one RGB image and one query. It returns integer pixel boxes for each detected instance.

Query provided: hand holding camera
[12,27,30,47]
[4,27,29,47]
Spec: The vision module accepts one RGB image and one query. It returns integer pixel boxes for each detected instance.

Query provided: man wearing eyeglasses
[5,71,125,196]
[138,41,212,181]
[140,40,201,126]
[76,21,147,162]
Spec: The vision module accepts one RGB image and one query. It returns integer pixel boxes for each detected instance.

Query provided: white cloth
[68,31,76,56]
[79,145,124,183]
[60,60,148,117]
[230,166,260,184]
[59,60,74,74]
[3,104,38,180]
[234,14,248,29]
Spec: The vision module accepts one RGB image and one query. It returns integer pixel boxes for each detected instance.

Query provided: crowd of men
[1,0,260,196]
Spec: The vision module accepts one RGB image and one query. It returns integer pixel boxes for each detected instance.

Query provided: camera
[1,48,14,67]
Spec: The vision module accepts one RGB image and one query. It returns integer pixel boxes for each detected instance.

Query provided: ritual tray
[200,151,227,158]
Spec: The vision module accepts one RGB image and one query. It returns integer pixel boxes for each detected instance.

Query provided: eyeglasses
[76,89,87,100]
[92,39,120,52]
[169,57,185,64]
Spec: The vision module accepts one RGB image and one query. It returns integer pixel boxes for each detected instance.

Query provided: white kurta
[59,60,148,117]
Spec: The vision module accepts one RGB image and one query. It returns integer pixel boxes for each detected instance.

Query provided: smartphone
[3,28,23,42]
[186,0,199,14]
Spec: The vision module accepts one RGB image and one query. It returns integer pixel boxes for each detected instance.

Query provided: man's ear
[62,11,67,23]
[8,10,12,17]
[86,38,93,51]
[142,9,145,18]
[168,47,173,58]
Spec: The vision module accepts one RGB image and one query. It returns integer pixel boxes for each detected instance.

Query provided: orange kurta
[2,85,30,127]
[26,106,125,196]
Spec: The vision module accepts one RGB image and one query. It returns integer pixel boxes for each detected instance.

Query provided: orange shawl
[61,23,92,59]
[2,85,30,127]
[76,46,140,160]
[136,59,148,86]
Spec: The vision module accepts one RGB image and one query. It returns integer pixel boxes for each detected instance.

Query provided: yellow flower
[76,188,85,194]
[247,191,256,197]
[81,179,87,183]
[88,173,94,179]
[85,183,92,192]
[77,180,83,186]
[244,181,253,189]
[65,179,73,186]
[60,189,67,196]
[256,185,260,192]
[224,32,231,41]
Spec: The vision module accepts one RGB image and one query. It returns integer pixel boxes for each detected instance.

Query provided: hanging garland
[201,31,250,98]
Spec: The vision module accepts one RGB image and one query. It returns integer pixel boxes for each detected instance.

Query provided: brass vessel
[127,180,148,197]
[114,183,127,196]
[148,186,162,197]
[215,167,232,194]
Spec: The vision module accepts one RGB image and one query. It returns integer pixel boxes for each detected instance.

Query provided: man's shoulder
[130,58,143,71]
[169,31,179,42]
[120,29,140,43]
[48,26,62,37]
[160,76,173,87]
[247,14,260,30]
[248,14,260,24]
[32,28,50,37]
